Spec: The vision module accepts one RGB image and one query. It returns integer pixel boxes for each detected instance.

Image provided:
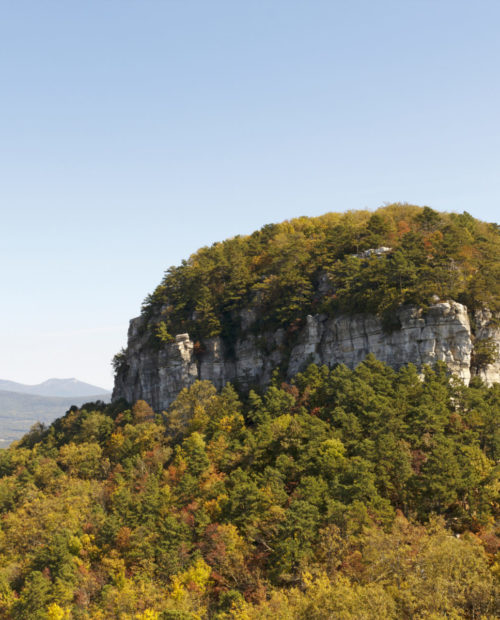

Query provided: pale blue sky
[1,1,499,389]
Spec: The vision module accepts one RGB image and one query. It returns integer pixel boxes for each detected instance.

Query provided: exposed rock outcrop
[473,308,500,385]
[113,301,500,412]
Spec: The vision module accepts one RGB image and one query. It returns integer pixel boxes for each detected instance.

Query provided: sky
[1,1,499,390]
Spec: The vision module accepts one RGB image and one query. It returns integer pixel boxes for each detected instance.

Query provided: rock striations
[113,300,500,412]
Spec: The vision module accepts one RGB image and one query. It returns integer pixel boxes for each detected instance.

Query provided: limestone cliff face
[112,301,500,411]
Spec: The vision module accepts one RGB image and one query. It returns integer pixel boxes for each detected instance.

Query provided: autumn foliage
[0,358,498,618]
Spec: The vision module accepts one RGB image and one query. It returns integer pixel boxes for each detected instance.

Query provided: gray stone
[112,301,500,411]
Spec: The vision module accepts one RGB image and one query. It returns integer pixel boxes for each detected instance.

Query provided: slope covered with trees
[0,358,498,618]
[137,205,500,350]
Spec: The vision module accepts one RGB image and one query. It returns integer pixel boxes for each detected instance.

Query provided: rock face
[474,308,500,385]
[113,301,500,411]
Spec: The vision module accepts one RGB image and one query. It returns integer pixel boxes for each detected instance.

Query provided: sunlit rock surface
[113,301,499,411]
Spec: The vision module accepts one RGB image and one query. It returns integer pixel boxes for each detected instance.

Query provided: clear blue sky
[1,1,499,389]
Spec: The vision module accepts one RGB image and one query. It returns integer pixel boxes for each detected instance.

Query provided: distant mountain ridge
[0,388,110,445]
[0,379,111,444]
[0,377,110,398]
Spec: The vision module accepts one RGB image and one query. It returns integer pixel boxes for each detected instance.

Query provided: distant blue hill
[0,379,111,445]
[0,377,110,398]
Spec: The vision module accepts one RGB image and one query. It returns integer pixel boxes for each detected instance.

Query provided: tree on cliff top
[138,205,500,346]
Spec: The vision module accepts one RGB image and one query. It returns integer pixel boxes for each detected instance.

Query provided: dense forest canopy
[0,359,498,618]
[138,205,500,350]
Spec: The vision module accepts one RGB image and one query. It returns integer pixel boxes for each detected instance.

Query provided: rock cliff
[113,300,500,411]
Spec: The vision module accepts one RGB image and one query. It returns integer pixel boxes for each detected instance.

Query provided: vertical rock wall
[112,301,499,411]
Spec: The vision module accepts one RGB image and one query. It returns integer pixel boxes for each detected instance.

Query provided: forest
[136,204,500,351]
[0,357,498,618]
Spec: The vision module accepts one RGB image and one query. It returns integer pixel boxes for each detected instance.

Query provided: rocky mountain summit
[112,205,500,411]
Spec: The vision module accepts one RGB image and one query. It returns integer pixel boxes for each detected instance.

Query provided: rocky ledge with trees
[114,204,500,410]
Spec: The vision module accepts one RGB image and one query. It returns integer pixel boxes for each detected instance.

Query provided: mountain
[0,390,109,445]
[0,377,110,398]
[0,205,498,618]
[0,378,110,444]
[113,204,500,410]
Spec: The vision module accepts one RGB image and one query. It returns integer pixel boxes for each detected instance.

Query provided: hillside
[113,205,500,411]
[0,360,497,618]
